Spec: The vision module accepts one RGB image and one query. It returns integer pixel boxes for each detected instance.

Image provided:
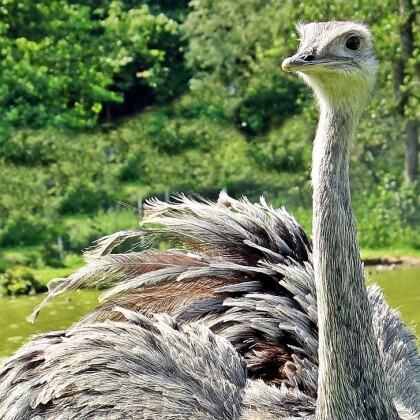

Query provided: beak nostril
[282,49,316,72]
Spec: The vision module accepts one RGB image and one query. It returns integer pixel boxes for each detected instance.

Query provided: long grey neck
[312,104,399,420]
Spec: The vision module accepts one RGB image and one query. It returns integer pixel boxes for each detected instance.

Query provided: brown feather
[78,276,236,324]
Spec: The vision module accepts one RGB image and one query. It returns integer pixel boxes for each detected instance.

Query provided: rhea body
[0,21,419,420]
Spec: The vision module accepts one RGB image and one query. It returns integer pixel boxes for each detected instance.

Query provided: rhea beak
[282,49,354,73]
[282,48,316,72]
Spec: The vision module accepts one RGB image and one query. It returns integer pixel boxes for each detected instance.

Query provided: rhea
[0,21,419,420]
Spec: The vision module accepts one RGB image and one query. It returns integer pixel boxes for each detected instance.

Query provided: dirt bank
[363,255,420,269]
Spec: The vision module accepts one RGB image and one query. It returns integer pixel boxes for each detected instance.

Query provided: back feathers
[1,192,419,419]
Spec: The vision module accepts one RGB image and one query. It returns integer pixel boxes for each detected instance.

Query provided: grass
[0,207,140,290]
[32,262,83,286]
[361,248,420,265]
[120,181,151,198]
[361,248,420,259]
[0,245,41,270]
[1,245,42,259]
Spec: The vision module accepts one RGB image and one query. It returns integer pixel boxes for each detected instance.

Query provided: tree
[183,0,303,134]
[0,0,188,135]
[101,1,189,116]
[393,0,419,185]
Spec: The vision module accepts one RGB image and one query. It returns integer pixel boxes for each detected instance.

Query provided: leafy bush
[235,76,304,135]
[40,241,65,268]
[251,116,312,173]
[49,133,119,214]
[355,178,418,249]
[0,266,46,296]
[64,208,139,253]
[0,129,119,247]
[0,1,189,135]
[0,165,58,247]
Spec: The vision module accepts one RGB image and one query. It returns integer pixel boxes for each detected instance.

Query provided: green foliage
[0,266,46,296]
[356,178,419,249]
[251,116,312,172]
[235,78,303,135]
[0,164,58,247]
[184,0,304,132]
[0,0,419,285]
[0,2,116,131]
[63,208,139,253]
[0,129,120,247]
[101,2,189,104]
[0,0,189,135]
[184,0,295,82]
[0,246,41,269]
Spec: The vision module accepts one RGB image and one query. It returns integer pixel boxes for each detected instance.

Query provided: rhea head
[282,21,378,113]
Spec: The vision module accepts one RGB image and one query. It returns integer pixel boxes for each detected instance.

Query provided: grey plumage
[0,310,248,419]
[1,194,418,419]
[1,21,420,420]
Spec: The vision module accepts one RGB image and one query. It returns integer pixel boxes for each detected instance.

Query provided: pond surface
[0,290,101,359]
[366,266,420,334]
[0,267,419,359]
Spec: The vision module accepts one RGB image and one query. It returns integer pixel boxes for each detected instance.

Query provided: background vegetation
[0,0,419,294]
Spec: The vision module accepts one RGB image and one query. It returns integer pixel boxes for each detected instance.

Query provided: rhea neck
[309,79,400,419]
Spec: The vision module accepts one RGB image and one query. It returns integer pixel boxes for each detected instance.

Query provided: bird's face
[282,21,378,111]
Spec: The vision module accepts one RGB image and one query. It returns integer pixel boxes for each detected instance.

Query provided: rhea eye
[345,36,361,51]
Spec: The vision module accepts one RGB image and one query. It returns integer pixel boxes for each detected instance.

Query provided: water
[367,266,420,333]
[0,290,101,359]
[0,267,419,358]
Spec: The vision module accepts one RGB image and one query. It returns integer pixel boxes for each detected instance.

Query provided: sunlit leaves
[0,0,187,133]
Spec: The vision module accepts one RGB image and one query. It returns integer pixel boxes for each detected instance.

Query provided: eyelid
[345,33,361,42]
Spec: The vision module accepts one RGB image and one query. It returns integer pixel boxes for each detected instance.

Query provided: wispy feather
[18,193,420,416]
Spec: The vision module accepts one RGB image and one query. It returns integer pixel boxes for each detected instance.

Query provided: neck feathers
[312,105,399,420]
